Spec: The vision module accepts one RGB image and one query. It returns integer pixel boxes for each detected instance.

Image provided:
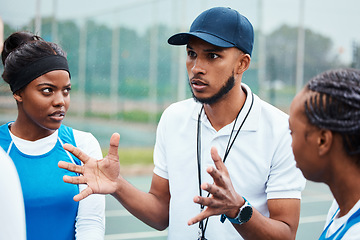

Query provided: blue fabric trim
[319,206,360,240]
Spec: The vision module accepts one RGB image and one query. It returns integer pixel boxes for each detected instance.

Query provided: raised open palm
[58,133,121,201]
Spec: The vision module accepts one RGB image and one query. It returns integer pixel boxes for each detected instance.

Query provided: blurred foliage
[3,17,176,101]
[118,110,162,123]
[84,109,162,122]
[2,16,357,122]
[266,24,345,86]
[102,147,154,165]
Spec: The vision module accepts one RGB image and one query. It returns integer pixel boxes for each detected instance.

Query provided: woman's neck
[328,159,360,217]
[10,119,55,141]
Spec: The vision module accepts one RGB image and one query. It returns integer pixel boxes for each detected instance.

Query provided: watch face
[240,206,253,221]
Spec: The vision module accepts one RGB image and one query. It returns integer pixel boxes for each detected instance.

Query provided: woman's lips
[49,111,65,121]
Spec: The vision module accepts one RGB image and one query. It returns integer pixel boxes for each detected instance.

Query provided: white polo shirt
[153,83,306,240]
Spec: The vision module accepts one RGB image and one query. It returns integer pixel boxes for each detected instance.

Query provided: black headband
[10,55,71,93]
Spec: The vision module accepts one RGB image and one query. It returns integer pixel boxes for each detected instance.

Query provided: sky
[1,0,359,64]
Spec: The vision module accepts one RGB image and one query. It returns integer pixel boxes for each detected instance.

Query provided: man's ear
[236,53,251,74]
[318,129,333,156]
[13,91,23,102]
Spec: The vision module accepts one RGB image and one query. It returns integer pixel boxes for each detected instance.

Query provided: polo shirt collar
[238,83,260,132]
[191,83,260,132]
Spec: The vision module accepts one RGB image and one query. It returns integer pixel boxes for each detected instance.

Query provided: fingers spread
[188,213,206,225]
[107,133,120,161]
[63,143,90,164]
[187,205,211,225]
[210,146,225,171]
[206,166,226,187]
[188,199,219,225]
[63,175,86,184]
[201,182,223,199]
[74,187,94,202]
[58,161,84,175]
[194,195,215,206]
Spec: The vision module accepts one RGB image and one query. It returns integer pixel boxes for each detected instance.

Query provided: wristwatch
[220,197,253,225]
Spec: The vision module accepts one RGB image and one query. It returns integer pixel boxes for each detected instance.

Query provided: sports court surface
[104,176,333,240]
[0,116,334,239]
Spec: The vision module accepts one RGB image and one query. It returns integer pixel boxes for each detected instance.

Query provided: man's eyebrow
[204,47,223,53]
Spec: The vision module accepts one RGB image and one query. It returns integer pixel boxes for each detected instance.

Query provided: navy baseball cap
[168,7,254,56]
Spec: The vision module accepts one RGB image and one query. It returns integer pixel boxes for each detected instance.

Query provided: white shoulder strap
[57,137,77,165]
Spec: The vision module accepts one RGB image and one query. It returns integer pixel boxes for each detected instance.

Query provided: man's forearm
[232,208,296,240]
[111,174,170,231]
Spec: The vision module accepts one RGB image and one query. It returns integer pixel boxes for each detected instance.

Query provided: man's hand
[188,146,244,225]
[58,133,121,201]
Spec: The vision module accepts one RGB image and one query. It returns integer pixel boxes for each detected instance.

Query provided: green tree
[265,24,341,86]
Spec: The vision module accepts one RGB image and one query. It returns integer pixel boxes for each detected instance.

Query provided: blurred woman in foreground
[289,68,360,239]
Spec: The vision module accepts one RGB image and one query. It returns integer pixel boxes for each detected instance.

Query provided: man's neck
[203,86,247,131]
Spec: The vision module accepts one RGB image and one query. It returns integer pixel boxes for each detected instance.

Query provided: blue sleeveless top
[0,123,81,240]
[319,206,360,240]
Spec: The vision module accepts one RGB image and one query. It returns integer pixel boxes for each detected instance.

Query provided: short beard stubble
[190,73,235,105]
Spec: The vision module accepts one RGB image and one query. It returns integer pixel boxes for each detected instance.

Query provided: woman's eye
[42,88,52,93]
[64,88,71,94]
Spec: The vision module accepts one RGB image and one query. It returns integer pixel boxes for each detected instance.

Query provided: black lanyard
[196,92,254,239]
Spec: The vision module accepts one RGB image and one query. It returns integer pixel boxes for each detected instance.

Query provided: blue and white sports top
[319,200,360,240]
[0,123,81,240]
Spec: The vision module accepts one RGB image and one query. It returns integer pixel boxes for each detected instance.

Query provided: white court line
[106,195,334,218]
[301,194,333,203]
[105,209,130,217]
[299,215,327,224]
[105,230,168,240]
[103,215,327,240]
[106,198,333,217]
[105,204,328,239]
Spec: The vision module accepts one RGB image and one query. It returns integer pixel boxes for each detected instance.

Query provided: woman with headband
[0,31,105,240]
[289,68,360,239]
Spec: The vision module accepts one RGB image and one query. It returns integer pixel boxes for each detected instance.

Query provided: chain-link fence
[1,0,359,147]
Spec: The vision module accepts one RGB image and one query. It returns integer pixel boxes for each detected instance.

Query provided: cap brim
[168,32,235,48]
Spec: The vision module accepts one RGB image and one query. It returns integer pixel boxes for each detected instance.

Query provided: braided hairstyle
[304,68,360,160]
[1,31,66,88]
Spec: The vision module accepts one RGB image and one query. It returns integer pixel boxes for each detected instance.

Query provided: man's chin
[192,94,211,104]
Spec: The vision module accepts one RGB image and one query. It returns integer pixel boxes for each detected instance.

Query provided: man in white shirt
[59,7,305,239]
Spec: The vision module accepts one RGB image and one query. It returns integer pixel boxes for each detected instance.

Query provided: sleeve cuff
[267,191,302,200]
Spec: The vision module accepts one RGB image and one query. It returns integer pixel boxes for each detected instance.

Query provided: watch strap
[220,197,253,225]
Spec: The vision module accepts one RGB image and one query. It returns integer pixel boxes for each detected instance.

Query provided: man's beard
[190,73,235,105]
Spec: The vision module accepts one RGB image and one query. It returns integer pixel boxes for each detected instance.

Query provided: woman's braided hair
[304,68,360,158]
